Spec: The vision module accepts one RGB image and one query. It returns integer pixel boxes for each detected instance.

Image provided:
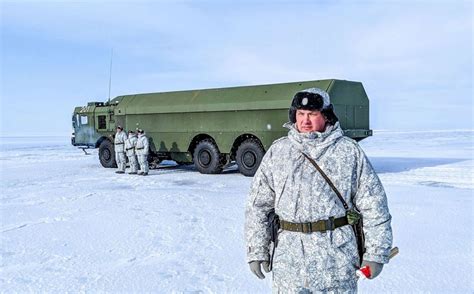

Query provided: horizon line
[0,128,473,138]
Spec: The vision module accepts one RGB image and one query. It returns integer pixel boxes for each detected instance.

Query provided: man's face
[116,128,121,133]
[295,109,327,133]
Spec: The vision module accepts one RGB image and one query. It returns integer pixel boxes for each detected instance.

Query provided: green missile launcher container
[72,79,373,176]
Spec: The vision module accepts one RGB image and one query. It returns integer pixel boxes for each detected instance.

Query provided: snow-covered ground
[1,131,473,293]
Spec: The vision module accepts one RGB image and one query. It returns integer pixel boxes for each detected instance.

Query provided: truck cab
[71,101,117,147]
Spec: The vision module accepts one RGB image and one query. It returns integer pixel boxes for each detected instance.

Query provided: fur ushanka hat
[288,88,339,125]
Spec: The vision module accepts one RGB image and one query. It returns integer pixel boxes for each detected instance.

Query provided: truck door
[73,104,96,145]
[107,107,116,131]
[95,112,108,133]
[93,107,117,133]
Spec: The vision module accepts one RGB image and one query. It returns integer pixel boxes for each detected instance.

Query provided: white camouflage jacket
[245,122,392,292]
[125,134,138,157]
[114,131,128,153]
[135,134,149,156]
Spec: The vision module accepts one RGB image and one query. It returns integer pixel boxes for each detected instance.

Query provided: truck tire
[99,139,117,168]
[193,139,223,174]
[236,138,264,177]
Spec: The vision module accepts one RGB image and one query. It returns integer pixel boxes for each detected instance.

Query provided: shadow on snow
[370,157,467,174]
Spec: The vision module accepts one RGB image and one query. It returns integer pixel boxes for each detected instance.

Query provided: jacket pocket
[332,226,359,269]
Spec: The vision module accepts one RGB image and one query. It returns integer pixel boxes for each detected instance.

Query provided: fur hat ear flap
[288,106,297,123]
[321,105,339,125]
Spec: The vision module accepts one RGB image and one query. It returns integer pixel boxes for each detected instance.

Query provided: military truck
[72,79,372,176]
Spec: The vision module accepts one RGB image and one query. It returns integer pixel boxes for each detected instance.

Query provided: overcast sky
[1,0,472,136]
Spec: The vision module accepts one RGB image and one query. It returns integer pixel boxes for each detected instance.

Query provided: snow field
[1,131,472,292]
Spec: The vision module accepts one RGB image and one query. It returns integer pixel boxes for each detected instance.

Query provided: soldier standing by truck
[245,88,392,292]
[135,129,149,176]
[125,130,138,174]
[114,126,128,174]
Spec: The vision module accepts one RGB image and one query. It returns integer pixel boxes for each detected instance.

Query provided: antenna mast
[108,48,113,104]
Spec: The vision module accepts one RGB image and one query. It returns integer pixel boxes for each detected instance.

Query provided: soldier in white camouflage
[125,130,138,174]
[135,129,150,176]
[245,88,393,293]
[114,126,128,174]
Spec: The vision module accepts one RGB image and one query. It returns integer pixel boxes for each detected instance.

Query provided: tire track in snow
[1,216,70,233]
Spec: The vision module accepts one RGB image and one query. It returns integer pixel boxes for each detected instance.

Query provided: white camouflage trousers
[115,152,126,172]
[138,155,149,173]
[127,155,138,173]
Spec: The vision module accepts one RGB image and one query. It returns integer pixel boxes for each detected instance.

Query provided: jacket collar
[283,121,344,159]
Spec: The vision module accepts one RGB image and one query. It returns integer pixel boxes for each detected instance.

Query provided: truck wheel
[236,138,264,177]
[99,139,117,168]
[193,139,223,174]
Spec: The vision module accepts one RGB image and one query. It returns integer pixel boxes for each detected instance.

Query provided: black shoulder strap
[301,152,349,210]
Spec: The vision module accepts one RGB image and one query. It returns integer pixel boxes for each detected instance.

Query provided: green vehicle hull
[72,79,372,176]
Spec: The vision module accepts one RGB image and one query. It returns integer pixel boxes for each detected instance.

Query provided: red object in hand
[356,265,372,279]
